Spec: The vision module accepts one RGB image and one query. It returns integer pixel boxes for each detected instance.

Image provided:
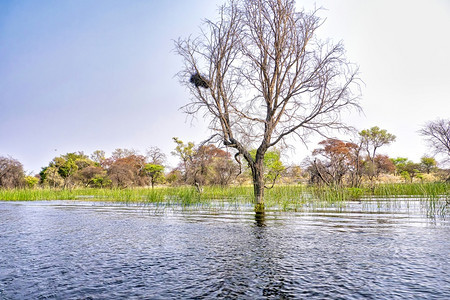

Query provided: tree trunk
[194,182,203,193]
[253,176,264,205]
[251,159,265,205]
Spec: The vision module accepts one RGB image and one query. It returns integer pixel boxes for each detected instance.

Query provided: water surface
[0,199,449,299]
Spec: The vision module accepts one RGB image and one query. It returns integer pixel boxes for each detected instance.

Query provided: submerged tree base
[254,203,266,227]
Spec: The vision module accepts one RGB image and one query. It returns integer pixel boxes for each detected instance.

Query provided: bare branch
[175,0,361,203]
[420,119,450,164]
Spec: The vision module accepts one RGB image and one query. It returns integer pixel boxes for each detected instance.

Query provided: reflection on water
[0,199,449,299]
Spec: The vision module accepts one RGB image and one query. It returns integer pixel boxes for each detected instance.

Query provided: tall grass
[1,182,448,211]
[371,182,449,198]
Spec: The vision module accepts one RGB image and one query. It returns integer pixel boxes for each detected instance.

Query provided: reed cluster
[370,182,449,198]
[1,183,448,211]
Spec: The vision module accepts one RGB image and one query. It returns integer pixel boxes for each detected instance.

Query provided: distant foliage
[2,122,450,190]
[308,139,359,187]
[40,152,95,189]
[171,138,240,189]
[24,176,39,188]
[420,156,437,174]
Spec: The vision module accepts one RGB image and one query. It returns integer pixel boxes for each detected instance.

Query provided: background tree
[188,144,215,191]
[209,153,239,186]
[111,148,138,160]
[189,144,232,190]
[309,139,357,187]
[171,139,239,188]
[24,175,39,189]
[90,175,112,188]
[397,160,422,183]
[90,150,106,167]
[171,137,195,183]
[175,0,360,205]
[193,144,238,187]
[372,154,395,178]
[347,139,364,188]
[166,169,182,186]
[56,156,78,188]
[107,162,135,188]
[144,146,166,188]
[40,165,63,187]
[144,164,165,188]
[77,166,108,187]
[359,126,396,181]
[283,165,303,184]
[146,147,167,166]
[104,151,147,188]
[40,152,94,189]
[420,156,437,174]
[0,155,25,188]
[420,119,450,164]
[390,157,408,176]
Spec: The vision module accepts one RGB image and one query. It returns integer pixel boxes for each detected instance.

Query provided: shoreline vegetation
[1,183,448,210]
[2,123,449,207]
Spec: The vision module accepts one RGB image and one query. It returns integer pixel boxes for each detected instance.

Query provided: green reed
[1,182,448,211]
[370,182,449,198]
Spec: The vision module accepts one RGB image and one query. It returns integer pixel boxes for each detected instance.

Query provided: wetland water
[0,199,449,299]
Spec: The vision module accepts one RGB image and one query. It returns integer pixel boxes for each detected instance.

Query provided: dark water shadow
[251,204,292,298]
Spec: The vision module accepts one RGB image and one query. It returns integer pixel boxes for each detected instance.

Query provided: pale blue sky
[1,0,449,173]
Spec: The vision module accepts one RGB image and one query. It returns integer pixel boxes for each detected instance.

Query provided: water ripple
[0,200,449,299]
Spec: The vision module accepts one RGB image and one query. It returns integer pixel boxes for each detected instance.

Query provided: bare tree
[420,119,450,164]
[175,0,361,205]
[146,146,167,165]
[0,156,25,188]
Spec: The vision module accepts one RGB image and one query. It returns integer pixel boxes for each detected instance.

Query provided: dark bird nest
[190,73,210,89]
